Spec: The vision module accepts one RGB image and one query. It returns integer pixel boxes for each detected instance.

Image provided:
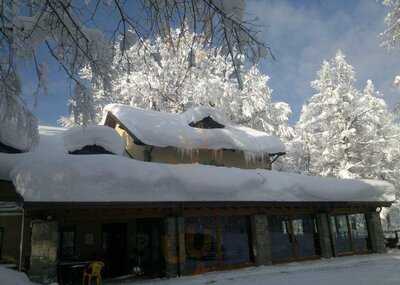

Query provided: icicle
[244,151,269,166]
[177,148,199,163]
[211,149,224,163]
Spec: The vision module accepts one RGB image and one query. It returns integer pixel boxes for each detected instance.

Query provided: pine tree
[296,51,399,182]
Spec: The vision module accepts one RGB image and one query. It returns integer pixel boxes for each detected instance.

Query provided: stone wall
[366,211,386,254]
[250,214,272,265]
[164,216,185,277]
[316,213,333,258]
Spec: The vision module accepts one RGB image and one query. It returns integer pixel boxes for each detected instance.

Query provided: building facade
[0,106,393,284]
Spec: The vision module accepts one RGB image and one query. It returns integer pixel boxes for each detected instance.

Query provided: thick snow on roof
[0,125,394,203]
[0,126,393,203]
[0,95,38,151]
[103,104,285,154]
[63,125,124,155]
[11,154,395,203]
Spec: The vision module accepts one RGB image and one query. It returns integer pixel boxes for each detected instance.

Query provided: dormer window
[69,145,114,155]
[189,116,225,129]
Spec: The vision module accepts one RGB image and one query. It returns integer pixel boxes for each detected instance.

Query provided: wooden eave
[21,200,392,211]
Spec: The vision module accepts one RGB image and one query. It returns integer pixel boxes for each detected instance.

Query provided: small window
[189,116,225,129]
[292,219,304,236]
[69,145,114,155]
[60,227,76,259]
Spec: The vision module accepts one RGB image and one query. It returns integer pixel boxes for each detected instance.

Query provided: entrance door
[102,223,127,278]
[270,215,319,262]
[135,219,164,277]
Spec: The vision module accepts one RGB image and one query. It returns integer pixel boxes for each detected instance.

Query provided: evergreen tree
[295,51,399,183]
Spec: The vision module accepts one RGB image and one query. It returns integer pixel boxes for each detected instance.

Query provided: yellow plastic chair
[82,261,105,285]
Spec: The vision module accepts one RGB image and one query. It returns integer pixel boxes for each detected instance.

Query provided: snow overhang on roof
[0,125,395,204]
[63,125,124,155]
[102,104,286,155]
[10,154,396,204]
[0,94,38,152]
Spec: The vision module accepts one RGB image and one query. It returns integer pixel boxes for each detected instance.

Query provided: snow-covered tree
[65,28,292,141]
[381,0,400,49]
[296,51,399,182]
[59,83,96,127]
[1,0,271,141]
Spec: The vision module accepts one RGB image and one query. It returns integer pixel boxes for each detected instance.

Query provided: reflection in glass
[295,217,317,258]
[220,216,251,265]
[349,214,369,252]
[269,216,294,261]
[185,217,217,271]
[331,215,352,254]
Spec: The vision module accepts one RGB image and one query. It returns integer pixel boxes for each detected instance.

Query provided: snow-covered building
[102,104,285,169]
[0,105,395,284]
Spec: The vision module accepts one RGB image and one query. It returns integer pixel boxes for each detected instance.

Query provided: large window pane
[331,215,352,254]
[220,216,251,265]
[185,217,218,271]
[294,216,317,258]
[269,216,294,261]
[349,214,370,252]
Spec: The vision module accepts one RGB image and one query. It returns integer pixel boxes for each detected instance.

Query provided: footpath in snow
[106,251,400,285]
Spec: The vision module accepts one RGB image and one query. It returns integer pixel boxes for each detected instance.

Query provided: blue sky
[22,0,400,126]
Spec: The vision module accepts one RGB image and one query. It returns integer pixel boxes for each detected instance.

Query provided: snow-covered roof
[103,104,285,154]
[0,126,395,203]
[0,94,38,151]
[63,125,124,155]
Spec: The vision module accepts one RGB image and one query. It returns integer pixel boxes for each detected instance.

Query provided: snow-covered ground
[108,252,400,285]
[2,252,400,285]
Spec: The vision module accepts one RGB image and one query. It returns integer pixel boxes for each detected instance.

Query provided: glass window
[269,216,294,261]
[185,217,218,271]
[295,216,317,258]
[184,216,252,271]
[60,227,75,259]
[220,216,251,265]
[349,214,370,252]
[292,219,304,236]
[330,215,352,254]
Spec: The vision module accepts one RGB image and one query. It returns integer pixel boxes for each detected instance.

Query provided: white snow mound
[63,125,124,155]
[0,95,38,151]
[0,265,37,285]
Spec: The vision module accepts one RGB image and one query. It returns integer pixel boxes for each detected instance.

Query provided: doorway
[135,219,164,277]
[102,223,127,278]
[269,215,320,262]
